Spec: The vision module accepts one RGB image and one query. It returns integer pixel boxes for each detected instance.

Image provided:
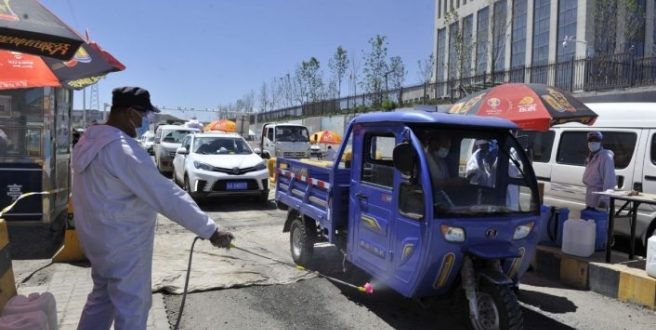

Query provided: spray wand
[229,243,374,294]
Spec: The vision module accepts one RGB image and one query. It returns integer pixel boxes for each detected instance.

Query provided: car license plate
[226,181,248,190]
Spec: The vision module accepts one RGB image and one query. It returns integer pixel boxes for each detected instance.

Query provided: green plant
[381,99,397,111]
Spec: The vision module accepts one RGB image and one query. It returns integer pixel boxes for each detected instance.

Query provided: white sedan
[172,132,269,202]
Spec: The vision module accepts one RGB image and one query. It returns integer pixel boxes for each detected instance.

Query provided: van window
[361,134,395,188]
[556,131,636,169]
[519,131,555,163]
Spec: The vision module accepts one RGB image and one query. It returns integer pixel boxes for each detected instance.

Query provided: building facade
[433,0,656,101]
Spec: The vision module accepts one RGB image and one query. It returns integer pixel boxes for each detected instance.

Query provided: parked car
[139,131,155,155]
[524,102,656,248]
[154,125,200,173]
[172,132,269,202]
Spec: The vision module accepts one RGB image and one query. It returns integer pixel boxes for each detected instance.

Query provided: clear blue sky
[42,0,435,121]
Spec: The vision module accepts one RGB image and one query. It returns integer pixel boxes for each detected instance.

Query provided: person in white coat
[582,131,616,210]
[72,87,234,330]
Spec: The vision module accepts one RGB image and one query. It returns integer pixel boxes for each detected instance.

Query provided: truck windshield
[275,126,309,142]
[415,127,538,217]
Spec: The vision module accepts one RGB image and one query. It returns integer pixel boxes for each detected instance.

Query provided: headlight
[193,161,214,171]
[441,225,465,242]
[254,162,267,170]
[513,222,534,240]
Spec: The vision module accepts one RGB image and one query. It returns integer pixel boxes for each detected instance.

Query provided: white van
[154,125,200,173]
[257,123,311,159]
[525,103,656,248]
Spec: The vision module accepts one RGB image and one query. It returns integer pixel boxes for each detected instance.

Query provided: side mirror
[393,143,417,176]
[253,147,261,155]
[176,147,188,155]
[262,151,271,159]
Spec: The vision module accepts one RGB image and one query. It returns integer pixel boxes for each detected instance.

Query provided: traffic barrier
[0,219,17,312]
[52,199,86,263]
[533,245,656,309]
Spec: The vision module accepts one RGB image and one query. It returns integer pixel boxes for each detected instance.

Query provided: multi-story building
[433,0,656,102]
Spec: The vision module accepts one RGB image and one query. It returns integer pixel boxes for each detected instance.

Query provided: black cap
[112,86,160,113]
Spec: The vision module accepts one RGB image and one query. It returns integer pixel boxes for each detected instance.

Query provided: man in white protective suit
[72,86,234,330]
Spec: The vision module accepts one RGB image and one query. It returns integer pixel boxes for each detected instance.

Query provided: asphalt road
[163,194,656,330]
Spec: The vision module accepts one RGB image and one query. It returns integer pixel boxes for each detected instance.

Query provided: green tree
[295,57,324,103]
[388,56,406,90]
[361,35,388,104]
[328,46,350,99]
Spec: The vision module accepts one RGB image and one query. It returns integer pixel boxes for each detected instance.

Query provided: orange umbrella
[311,130,342,144]
[204,119,236,132]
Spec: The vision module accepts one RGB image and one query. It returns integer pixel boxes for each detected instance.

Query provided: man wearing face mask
[72,87,234,329]
[582,131,616,210]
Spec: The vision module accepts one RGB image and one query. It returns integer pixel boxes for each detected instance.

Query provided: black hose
[173,236,201,330]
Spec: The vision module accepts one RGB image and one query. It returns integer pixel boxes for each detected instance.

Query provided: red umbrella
[448,83,598,131]
[0,40,125,90]
[0,0,84,60]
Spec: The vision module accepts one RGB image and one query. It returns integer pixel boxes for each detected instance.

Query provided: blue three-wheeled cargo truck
[275,111,541,329]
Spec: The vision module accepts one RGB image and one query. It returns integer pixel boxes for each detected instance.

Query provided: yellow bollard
[267,158,277,184]
[52,199,86,263]
[0,218,17,311]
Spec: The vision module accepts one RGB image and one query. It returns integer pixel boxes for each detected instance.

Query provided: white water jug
[647,235,656,278]
[1,292,57,330]
[0,310,49,330]
[561,219,596,257]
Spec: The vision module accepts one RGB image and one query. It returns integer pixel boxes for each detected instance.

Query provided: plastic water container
[1,292,57,330]
[580,208,609,251]
[538,205,569,247]
[0,310,49,330]
[647,235,656,278]
[561,219,596,257]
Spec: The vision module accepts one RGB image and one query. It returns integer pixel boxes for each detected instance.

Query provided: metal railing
[249,53,656,124]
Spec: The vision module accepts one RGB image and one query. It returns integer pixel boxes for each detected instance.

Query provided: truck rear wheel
[469,284,523,330]
[290,218,314,266]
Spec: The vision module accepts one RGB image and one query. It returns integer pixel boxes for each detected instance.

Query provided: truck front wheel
[469,284,523,330]
[290,218,314,266]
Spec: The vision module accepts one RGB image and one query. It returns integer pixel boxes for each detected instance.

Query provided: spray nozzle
[358,282,374,294]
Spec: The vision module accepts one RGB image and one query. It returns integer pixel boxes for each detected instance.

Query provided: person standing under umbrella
[582,131,616,210]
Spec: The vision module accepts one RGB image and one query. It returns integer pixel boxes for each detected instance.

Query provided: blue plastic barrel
[539,205,569,247]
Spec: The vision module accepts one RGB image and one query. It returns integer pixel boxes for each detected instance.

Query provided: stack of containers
[0,292,57,330]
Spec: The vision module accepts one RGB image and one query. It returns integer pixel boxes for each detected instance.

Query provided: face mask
[588,142,601,152]
[130,109,154,131]
[437,147,449,158]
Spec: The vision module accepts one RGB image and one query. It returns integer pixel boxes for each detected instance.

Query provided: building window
[531,0,551,83]
[437,28,447,81]
[448,21,460,80]
[462,15,474,77]
[556,0,577,63]
[476,7,489,74]
[511,0,528,69]
[492,0,508,73]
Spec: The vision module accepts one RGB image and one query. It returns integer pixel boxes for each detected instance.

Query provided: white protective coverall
[72,125,218,330]
[582,148,616,209]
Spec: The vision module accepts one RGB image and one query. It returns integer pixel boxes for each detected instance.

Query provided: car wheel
[289,218,315,266]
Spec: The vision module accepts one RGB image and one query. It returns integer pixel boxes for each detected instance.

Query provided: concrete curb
[533,245,656,309]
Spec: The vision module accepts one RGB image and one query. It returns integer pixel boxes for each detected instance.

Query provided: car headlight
[254,162,267,171]
[513,222,534,240]
[441,225,465,242]
[193,161,214,171]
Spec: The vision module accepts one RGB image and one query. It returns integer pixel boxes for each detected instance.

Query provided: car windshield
[412,127,538,217]
[193,137,252,155]
[162,130,195,143]
[275,126,309,142]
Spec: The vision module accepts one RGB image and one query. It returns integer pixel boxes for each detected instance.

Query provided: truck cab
[258,123,310,159]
